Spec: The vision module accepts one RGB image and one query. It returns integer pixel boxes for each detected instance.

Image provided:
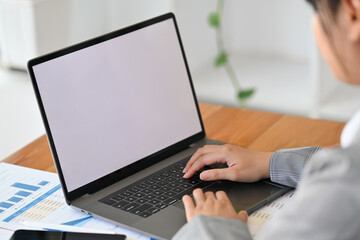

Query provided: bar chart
[0,181,47,213]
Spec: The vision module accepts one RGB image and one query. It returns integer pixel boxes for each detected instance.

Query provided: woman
[173,0,360,239]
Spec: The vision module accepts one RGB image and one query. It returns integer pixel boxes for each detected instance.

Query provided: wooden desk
[2,103,345,172]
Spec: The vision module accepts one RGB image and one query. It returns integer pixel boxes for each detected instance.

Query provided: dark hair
[306,0,341,16]
[305,0,341,41]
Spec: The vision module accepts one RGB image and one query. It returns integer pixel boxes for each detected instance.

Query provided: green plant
[208,0,255,107]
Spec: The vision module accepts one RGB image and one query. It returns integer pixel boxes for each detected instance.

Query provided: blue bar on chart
[12,182,40,191]
[62,216,93,227]
[16,191,32,197]
[0,202,13,209]
[0,209,4,214]
[38,181,49,186]
[8,197,22,203]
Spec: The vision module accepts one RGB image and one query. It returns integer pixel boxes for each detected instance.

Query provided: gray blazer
[173,144,360,239]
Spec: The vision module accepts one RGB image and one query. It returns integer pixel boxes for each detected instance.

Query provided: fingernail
[200,171,208,180]
[183,173,188,178]
[182,168,186,173]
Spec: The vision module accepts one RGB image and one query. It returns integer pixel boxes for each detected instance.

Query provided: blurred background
[1,0,360,160]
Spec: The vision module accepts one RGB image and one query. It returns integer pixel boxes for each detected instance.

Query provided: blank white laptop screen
[32,19,202,192]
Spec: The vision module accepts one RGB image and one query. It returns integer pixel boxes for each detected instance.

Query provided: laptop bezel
[27,13,205,203]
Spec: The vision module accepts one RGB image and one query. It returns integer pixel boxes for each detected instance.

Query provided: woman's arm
[269,147,322,187]
[175,146,359,240]
[183,144,323,188]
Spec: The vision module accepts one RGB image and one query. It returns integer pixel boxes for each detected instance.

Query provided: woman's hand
[183,188,248,222]
[183,144,272,182]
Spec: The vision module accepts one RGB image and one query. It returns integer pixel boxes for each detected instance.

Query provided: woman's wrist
[259,152,273,179]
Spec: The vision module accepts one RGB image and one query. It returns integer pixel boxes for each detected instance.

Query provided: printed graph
[0,181,46,214]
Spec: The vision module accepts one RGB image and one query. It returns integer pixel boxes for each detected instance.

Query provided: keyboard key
[172,187,184,193]
[119,191,132,197]
[144,194,157,200]
[159,186,172,192]
[135,198,148,204]
[141,188,154,194]
[139,212,152,218]
[164,198,177,205]
[166,191,177,197]
[149,185,162,190]
[130,203,153,215]
[144,180,155,185]
[100,198,117,206]
[149,199,161,205]
[113,200,130,208]
[148,207,160,214]
[174,189,194,200]
[164,177,177,182]
[160,172,170,177]
[176,179,187,184]
[169,169,178,174]
[177,165,185,171]
[137,184,148,189]
[134,192,146,198]
[111,195,124,201]
[196,181,213,188]
[128,187,141,193]
[157,195,169,201]
[152,190,164,196]
[151,176,165,182]
[173,173,183,178]
[154,203,168,209]
[122,203,140,212]
[168,182,180,188]
[158,181,168,185]
[181,183,192,189]
[124,196,138,202]
[186,179,199,184]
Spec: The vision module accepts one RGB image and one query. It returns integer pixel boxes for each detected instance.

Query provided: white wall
[68,0,172,44]
[0,0,314,71]
[172,0,218,73]
[0,0,172,69]
[171,0,314,75]
[226,0,313,61]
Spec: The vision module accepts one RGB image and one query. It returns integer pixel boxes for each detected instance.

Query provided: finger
[192,188,205,205]
[215,191,231,203]
[183,145,221,173]
[183,151,227,179]
[204,191,216,200]
[200,167,235,181]
[238,210,248,223]
[182,195,195,222]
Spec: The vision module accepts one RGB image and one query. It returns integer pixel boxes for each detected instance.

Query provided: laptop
[27,13,290,240]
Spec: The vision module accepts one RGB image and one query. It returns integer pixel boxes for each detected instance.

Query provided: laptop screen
[31,17,202,192]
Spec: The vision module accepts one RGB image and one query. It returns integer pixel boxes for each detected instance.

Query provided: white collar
[341,109,360,148]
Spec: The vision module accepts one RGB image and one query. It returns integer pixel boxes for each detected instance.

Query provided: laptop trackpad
[174,180,284,212]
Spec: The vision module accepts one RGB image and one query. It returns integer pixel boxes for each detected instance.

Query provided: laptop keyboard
[99,157,214,218]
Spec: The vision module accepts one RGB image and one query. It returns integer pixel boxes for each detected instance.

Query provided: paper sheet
[248,190,295,239]
[0,163,150,240]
